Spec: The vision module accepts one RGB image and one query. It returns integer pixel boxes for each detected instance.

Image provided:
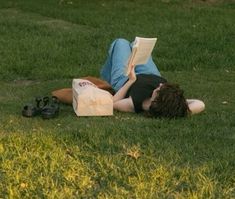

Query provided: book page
[125,37,157,75]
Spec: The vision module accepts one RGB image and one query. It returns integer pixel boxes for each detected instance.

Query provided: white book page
[132,37,157,65]
[125,37,157,75]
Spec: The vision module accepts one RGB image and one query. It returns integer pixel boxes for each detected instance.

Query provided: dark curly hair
[149,83,190,118]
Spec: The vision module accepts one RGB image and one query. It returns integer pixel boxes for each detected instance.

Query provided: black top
[126,74,167,113]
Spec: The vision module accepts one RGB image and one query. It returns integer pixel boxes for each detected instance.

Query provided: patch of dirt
[37,18,96,33]
[12,80,40,86]
[0,8,95,32]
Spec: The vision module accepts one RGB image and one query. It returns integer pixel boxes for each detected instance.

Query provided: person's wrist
[128,78,136,83]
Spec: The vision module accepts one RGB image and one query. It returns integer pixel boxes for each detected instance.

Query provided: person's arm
[113,79,135,102]
[187,99,205,115]
[113,97,135,112]
[113,67,136,112]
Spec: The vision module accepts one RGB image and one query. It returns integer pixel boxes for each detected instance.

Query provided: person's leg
[100,41,116,84]
[129,41,161,76]
[135,57,161,76]
[100,38,131,91]
[101,38,161,91]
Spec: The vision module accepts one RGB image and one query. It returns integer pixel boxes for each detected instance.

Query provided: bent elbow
[188,99,205,115]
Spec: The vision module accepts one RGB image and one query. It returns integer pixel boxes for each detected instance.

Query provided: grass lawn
[0,0,235,198]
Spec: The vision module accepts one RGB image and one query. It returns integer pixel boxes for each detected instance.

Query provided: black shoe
[41,96,60,119]
[22,96,43,117]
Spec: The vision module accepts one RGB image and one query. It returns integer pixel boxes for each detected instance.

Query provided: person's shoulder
[137,74,167,82]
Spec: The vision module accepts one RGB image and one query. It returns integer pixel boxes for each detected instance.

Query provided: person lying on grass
[53,38,205,118]
[100,38,205,118]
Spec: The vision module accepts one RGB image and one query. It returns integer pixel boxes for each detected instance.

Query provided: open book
[125,37,157,75]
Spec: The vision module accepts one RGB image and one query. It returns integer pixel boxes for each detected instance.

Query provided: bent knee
[114,38,130,46]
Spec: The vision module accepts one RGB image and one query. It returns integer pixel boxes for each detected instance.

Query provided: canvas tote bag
[72,79,113,116]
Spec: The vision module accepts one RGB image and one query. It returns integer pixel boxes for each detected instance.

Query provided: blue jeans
[100,38,161,92]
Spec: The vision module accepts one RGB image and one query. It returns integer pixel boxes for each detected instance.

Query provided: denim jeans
[100,38,161,92]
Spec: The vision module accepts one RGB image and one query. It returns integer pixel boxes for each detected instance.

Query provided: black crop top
[126,74,167,113]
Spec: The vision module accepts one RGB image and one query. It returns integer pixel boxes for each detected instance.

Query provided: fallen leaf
[20,183,28,189]
[126,146,141,160]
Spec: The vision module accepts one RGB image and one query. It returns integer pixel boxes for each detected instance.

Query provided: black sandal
[22,97,43,117]
[22,104,38,117]
[41,96,60,119]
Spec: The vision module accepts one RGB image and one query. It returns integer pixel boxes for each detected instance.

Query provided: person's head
[149,83,190,119]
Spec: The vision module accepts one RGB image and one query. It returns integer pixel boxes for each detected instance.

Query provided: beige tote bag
[72,79,113,116]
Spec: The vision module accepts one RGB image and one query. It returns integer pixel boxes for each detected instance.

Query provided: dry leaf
[20,183,28,189]
[222,101,228,105]
[126,146,141,160]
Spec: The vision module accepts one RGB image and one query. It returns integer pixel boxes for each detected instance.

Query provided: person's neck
[142,98,152,111]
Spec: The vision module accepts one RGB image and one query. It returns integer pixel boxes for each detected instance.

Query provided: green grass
[0,0,235,198]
